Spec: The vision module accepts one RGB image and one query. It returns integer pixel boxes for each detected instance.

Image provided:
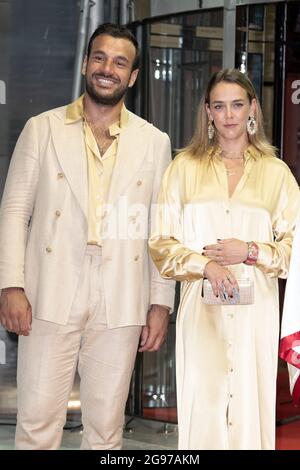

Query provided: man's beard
[85,74,129,106]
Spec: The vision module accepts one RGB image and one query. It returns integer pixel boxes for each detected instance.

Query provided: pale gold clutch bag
[202,278,254,305]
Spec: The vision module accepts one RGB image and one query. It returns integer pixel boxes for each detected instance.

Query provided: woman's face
[206,81,256,143]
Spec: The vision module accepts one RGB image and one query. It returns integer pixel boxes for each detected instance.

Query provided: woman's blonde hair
[184,68,276,158]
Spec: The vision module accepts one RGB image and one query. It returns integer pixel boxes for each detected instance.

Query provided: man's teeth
[96,78,114,84]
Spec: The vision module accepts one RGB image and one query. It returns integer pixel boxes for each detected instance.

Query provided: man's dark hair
[87,23,140,70]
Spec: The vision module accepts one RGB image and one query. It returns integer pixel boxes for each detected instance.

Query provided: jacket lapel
[49,114,88,218]
[107,117,147,206]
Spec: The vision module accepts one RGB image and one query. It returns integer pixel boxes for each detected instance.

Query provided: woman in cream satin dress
[149,69,300,450]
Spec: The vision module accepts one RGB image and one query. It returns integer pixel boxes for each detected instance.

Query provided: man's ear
[128,68,139,88]
[82,56,88,75]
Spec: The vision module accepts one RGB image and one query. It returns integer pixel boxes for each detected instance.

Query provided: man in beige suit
[0,23,174,450]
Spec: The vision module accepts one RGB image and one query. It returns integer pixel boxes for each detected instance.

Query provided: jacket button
[57,172,64,179]
[46,247,52,253]
[137,180,142,186]
[55,210,61,217]
[134,255,139,261]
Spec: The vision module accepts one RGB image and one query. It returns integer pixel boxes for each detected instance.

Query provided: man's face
[82,34,139,106]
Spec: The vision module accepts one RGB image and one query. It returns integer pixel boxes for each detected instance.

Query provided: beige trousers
[15,246,142,450]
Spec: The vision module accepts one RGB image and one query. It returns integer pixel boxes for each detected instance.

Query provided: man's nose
[102,58,114,74]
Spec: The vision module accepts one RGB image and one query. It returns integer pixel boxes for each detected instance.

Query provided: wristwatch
[244,241,259,266]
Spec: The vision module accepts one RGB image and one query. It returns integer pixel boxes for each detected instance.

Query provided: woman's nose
[225,106,233,118]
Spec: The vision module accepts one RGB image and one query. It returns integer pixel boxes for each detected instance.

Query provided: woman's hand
[203,238,248,266]
[203,260,239,299]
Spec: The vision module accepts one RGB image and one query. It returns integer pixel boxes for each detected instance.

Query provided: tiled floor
[0,416,178,450]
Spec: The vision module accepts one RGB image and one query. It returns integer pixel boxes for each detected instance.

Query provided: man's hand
[203,238,248,266]
[139,304,170,352]
[0,288,32,336]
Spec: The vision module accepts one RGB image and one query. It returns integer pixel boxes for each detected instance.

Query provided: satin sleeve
[149,158,211,282]
[255,167,300,278]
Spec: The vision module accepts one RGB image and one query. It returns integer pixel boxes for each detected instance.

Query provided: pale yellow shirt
[66,95,129,245]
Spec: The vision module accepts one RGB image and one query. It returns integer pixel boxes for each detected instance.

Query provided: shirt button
[230,368,234,373]
[46,247,52,253]
[226,209,230,214]
[137,180,142,186]
[55,210,61,217]
[230,394,233,398]
[228,342,232,347]
[229,314,234,319]
[228,422,233,426]
[134,255,139,261]
[57,172,64,179]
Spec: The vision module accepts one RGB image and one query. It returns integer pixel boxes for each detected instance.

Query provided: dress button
[137,180,142,186]
[134,255,139,261]
[57,172,64,179]
[46,247,52,253]
[55,210,61,217]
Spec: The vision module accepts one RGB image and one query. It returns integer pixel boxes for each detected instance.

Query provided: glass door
[129,8,224,424]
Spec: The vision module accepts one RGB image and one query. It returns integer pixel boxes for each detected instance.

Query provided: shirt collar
[65,94,129,135]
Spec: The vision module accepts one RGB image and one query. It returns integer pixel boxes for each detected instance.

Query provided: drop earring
[247,115,257,135]
[208,120,215,141]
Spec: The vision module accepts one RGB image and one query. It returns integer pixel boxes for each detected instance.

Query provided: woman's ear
[206,102,212,122]
[250,98,257,117]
